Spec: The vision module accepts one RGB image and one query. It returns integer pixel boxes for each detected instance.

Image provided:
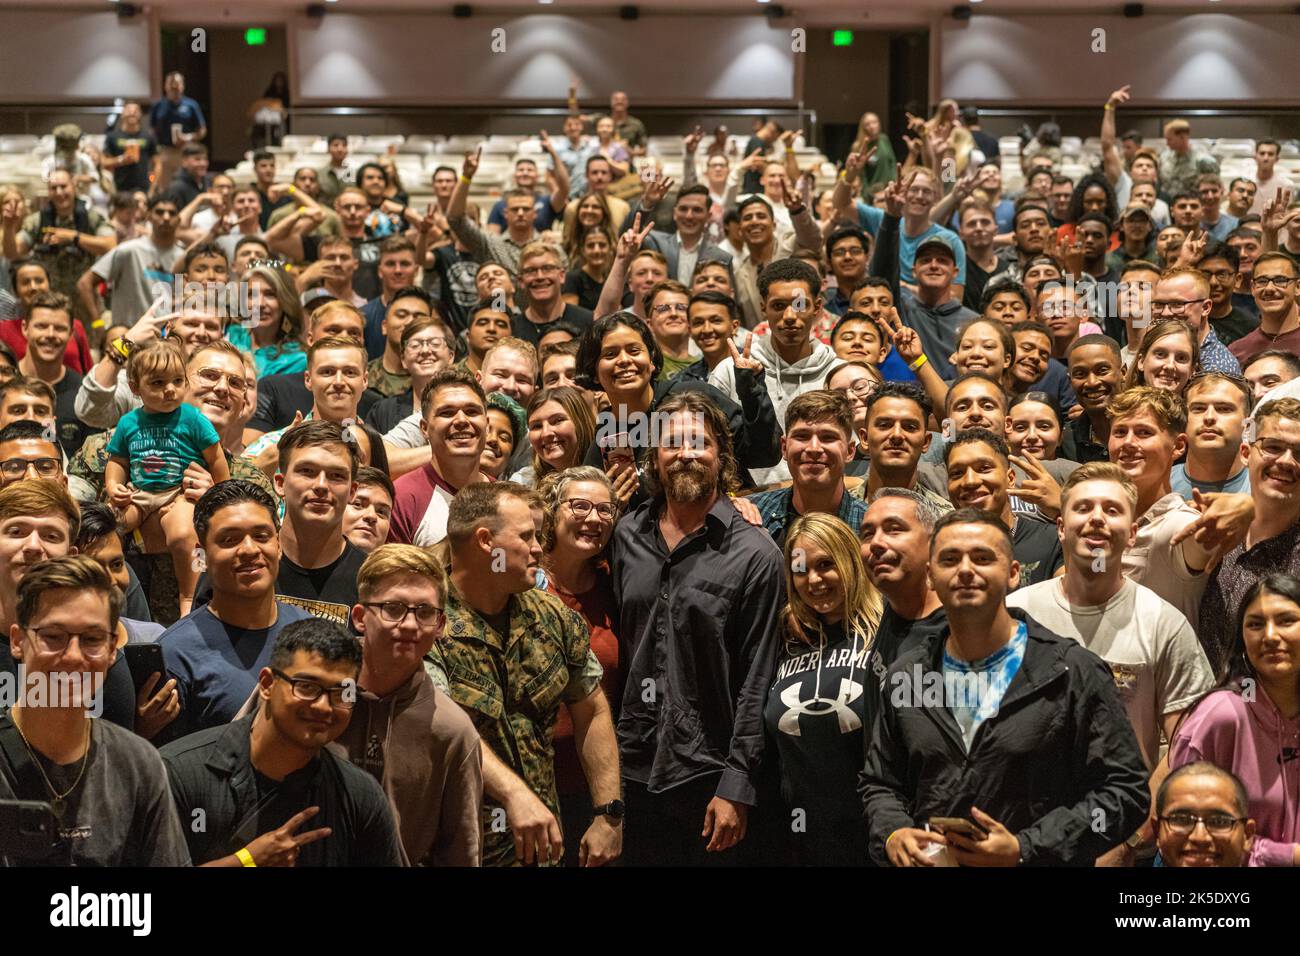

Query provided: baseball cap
[915,237,956,262]
[1164,119,1191,136]
[1118,204,1154,224]
[301,287,338,310]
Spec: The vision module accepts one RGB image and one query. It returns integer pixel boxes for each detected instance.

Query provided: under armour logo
[777,679,863,736]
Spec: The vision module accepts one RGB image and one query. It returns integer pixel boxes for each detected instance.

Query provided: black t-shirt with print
[1012,515,1065,588]
[275,541,369,627]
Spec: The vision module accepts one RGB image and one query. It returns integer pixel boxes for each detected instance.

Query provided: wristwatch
[593,799,625,822]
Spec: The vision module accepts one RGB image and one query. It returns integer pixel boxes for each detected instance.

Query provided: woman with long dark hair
[1170,572,1300,866]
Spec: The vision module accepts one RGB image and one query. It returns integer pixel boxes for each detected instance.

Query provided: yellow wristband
[1104,104,1114,111]
[288,184,296,195]
[235,847,257,867]
[908,354,929,372]
[460,174,472,185]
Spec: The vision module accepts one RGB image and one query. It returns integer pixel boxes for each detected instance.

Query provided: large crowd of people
[0,72,1297,870]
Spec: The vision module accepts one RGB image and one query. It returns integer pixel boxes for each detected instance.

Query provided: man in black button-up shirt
[610,390,784,865]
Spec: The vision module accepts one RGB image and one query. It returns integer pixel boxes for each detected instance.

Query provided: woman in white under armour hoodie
[747,327,840,487]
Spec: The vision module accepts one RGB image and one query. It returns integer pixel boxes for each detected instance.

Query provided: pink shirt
[1170,688,1300,867]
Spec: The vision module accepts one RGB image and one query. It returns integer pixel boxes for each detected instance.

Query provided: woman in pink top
[1171,572,1300,867]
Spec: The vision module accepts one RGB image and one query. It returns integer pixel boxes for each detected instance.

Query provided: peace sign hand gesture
[1009,454,1063,519]
[728,332,766,376]
[1262,187,1294,234]
[617,212,655,260]
[881,170,908,218]
[880,307,922,364]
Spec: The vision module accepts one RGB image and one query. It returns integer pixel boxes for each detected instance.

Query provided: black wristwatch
[593,799,625,821]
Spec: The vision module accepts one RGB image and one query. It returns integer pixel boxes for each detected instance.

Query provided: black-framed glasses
[564,498,617,521]
[1152,297,1209,315]
[27,627,114,659]
[361,601,445,628]
[0,457,60,479]
[1158,811,1246,836]
[1251,275,1296,289]
[270,668,355,708]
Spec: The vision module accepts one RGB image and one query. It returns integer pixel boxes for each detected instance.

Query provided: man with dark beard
[610,390,785,866]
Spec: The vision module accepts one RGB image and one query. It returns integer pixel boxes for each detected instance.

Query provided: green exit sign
[245,28,267,46]
[832,30,853,47]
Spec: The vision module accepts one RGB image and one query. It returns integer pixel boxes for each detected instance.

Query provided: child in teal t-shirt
[104,339,230,615]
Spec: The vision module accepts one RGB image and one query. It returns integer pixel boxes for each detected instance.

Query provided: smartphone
[0,800,60,861]
[928,816,988,841]
[123,643,165,695]
[171,122,184,145]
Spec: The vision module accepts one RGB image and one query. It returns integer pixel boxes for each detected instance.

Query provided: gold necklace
[11,714,91,820]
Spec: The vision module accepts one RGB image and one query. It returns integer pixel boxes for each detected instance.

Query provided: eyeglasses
[838,380,878,401]
[1254,438,1300,462]
[193,367,251,393]
[564,498,617,520]
[1151,298,1208,315]
[1252,275,1296,289]
[520,265,561,277]
[1202,270,1235,283]
[361,601,446,628]
[270,668,355,708]
[27,627,114,659]
[405,337,448,354]
[1158,811,1246,836]
[652,303,688,316]
[0,457,60,479]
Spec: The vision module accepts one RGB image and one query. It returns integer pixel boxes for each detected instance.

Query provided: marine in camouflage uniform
[366,356,410,398]
[69,430,279,626]
[425,584,602,867]
[19,205,115,327]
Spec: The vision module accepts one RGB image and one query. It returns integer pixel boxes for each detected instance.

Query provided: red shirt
[0,317,93,374]
[545,567,622,796]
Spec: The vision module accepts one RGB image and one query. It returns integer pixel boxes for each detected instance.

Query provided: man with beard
[1226,178,1257,222]
[944,429,1063,588]
[157,481,312,742]
[1063,334,1125,463]
[431,482,621,867]
[1199,397,1300,671]
[513,241,593,349]
[387,368,490,546]
[611,390,784,865]
[745,390,866,549]
[161,618,403,866]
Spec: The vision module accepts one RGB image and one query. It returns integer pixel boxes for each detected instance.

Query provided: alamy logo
[889,664,1005,716]
[49,886,151,936]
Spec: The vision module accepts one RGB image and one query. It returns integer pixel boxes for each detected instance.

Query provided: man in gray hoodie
[749,258,840,487]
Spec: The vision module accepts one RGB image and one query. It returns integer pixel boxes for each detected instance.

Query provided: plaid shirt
[745,485,868,551]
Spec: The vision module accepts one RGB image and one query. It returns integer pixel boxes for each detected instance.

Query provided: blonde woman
[762,512,884,865]
[513,385,596,486]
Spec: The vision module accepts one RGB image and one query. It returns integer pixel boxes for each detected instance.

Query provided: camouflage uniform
[19,207,114,326]
[366,356,410,398]
[425,584,602,867]
[69,430,280,626]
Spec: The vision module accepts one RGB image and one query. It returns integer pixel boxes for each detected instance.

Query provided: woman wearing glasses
[1169,572,1300,866]
[761,513,883,865]
[1125,317,1200,394]
[824,359,882,479]
[537,466,623,866]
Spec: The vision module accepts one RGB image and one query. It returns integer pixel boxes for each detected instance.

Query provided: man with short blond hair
[1153,267,1239,374]
[343,543,484,866]
[514,240,593,348]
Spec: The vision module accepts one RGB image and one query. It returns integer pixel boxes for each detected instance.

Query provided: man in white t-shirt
[1248,140,1294,217]
[1006,462,1215,861]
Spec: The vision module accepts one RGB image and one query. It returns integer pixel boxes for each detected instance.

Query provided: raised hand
[902,135,923,157]
[1261,187,1294,234]
[1107,84,1132,108]
[728,332,766,376]
[606,459,638,507]
[1008,454,1063,518]
[616,212,655,260]
[881,172,908,218]
[780,128,804,150]
[245,806,332,867]
[742,147,766,171]
[1176,228,1208,267]
[641,169,675,209]
[684,125,704,155]
[1062,234,1086,277]
[880,308,923,363]
[538,129,555,155]
[462,145,482,180]
[905,112,926,134]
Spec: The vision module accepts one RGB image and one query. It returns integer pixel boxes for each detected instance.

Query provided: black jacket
[860,609,1150,866]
